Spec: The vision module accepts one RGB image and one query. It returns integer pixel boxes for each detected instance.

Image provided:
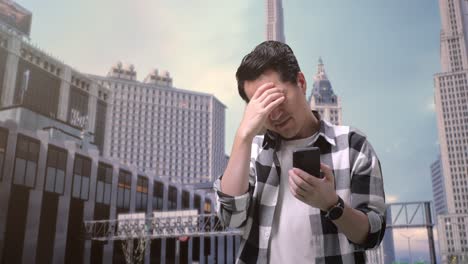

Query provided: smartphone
[292,147,322,178]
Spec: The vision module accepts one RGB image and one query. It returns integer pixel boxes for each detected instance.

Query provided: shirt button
[265,231,270,238]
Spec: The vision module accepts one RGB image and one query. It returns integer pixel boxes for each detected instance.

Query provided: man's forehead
[248,76,274,88]
[244,72,280,98]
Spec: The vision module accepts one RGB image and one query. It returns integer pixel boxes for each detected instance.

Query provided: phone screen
[292,147,321,178]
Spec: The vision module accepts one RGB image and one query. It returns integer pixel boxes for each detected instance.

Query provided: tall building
[308,58,343,125]
[0,0,32,37]
[0,21,110,155]
[434,0,468,262]
[431,155,448,217]
[265,0,286,43]
[89,64,226,184]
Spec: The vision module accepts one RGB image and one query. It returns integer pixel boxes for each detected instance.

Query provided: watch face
[329,206,344,220]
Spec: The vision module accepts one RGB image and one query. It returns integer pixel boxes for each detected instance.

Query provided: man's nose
[269,108,283,121]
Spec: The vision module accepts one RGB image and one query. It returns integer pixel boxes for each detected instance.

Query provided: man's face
[244,70,310,140]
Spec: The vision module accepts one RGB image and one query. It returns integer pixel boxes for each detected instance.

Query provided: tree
[121,237,148,264]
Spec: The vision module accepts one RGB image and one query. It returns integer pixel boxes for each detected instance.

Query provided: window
[136,176,148,212]
[182,190,190,209]
[168,186,178,210]
[0,129,8,181]
[203,198,212,256]
[14,62,60,119]
[152,181,164,211]
[96,163,113,205]
[44,146,67,194]
[194,195,201,214]
[117,170,132,209]
[13,134,40,188]
[71,155,91,200]
[94,101,107,153]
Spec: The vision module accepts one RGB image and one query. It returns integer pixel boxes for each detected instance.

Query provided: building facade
[0,120,239,264]
[0,24,111,156]
[434,0,468,262]
[265,0,286,43]
[89,65,226,184]
[431,156,448,217]
[308,58,343,125]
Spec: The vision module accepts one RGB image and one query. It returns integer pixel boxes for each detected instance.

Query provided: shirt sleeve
[213,137,261,228]
[348,130,387,250]
[213,176,253,228]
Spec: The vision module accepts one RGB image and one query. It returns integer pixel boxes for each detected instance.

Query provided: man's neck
[300,111,321,138]
[284,111,320,141]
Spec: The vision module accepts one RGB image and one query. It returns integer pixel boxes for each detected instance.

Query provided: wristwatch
[324,196,345,221]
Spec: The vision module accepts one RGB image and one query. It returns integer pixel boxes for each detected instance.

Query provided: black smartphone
[292,147,322,178]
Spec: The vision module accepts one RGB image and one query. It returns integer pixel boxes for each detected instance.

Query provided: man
[214,41,386,264]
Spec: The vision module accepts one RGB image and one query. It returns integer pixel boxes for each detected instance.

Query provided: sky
[17,0,443,261]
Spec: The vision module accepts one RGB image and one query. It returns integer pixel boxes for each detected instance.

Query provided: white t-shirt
[268,132,320,264]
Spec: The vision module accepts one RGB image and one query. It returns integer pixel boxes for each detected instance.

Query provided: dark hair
[235,41,301,102]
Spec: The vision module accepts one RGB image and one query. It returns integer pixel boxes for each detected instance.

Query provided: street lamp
[398,232,414,264]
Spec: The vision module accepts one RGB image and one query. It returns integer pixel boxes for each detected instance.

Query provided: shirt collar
[262,110,336,150]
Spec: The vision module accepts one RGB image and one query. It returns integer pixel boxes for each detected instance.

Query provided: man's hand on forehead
[252,83,285,109]
[238,81,285,139]
[248,82,273,99]
[251,82,284,100]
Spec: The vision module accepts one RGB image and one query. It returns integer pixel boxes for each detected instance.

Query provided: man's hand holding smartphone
[290,147,338,211]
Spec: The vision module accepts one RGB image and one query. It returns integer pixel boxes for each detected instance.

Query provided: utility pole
[399,232,414,264]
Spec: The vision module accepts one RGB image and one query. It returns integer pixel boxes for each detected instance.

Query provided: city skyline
[16,0,441,206]
[15,1,444,262]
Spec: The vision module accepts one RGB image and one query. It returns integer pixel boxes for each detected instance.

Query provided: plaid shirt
[214,112,386,264]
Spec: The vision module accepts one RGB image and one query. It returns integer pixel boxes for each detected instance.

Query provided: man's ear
[297,72,307,94]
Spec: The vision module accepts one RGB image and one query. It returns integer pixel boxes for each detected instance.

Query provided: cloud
[387,194,399,203]
[393,228,434,257]
[426,96,436,112]
[129,0,253,78]
[191,68,238,104]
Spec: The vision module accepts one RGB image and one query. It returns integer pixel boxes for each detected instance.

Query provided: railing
[83,213,243,241]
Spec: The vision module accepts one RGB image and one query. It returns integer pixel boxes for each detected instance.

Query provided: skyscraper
[431,156,448,217]
[308,58,343,125]
[434,0,468,262]
[89,63,226,185]
[265,0,286,43]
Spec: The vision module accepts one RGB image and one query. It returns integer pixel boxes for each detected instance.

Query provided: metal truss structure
[387,201,436,264]
[83,213,243,241]
[83,202,438,263]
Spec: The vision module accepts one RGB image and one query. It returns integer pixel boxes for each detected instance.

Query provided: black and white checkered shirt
[214,112,386,264]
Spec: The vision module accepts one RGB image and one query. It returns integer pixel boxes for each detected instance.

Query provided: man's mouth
[274,117,291,128]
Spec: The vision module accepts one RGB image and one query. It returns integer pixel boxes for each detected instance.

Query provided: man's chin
[277,130,296,140]
[265,128,295,139]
